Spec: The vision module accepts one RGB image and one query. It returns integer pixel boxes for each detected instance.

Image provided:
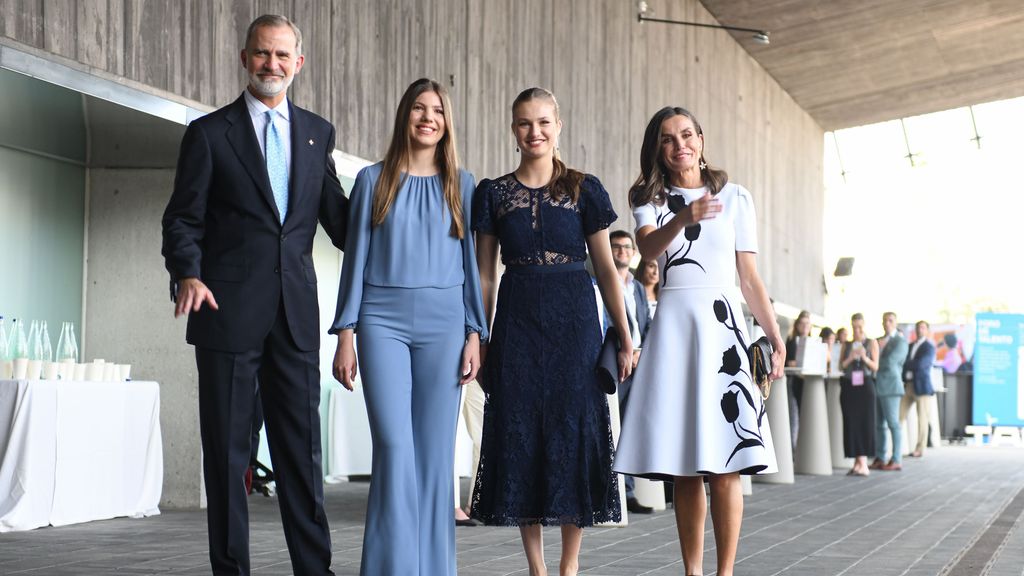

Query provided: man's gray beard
[248,73,293,98]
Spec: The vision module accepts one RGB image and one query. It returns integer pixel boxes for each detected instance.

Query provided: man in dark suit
[900,320,937,458]
[162,14,347,576]
[607,230,653,514]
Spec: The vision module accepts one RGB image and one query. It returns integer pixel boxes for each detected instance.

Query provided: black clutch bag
[595,327,620,395]
[748,336,773,400]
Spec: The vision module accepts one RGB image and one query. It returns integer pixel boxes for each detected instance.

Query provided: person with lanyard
[840,313,879,477]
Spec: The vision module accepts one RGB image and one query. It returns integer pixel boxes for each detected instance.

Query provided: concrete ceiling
[699,0,1024,130]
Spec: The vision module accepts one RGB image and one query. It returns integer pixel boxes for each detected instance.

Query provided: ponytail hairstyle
[372,78,464,238]
[629,106,728,208]
[512,87,584,203]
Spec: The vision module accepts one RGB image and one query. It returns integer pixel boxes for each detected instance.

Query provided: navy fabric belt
[504,261,587,275]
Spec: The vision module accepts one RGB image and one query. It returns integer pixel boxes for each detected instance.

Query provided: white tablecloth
[0,379,163,531]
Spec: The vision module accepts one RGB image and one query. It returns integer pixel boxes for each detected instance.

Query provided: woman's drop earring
[699,159,707,170]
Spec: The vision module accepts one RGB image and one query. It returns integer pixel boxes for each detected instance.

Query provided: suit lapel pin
[309,139,314,145]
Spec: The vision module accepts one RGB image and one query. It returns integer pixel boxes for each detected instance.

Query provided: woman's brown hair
[788,310,812,339]
[629,106,728,208]
[512,87,584,203]
[372,78,464,238]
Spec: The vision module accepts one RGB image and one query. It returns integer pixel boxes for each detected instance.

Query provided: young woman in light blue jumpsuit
[330,78,487,575]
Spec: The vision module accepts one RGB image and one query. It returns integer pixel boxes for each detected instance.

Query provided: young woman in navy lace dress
[470,87,632,576]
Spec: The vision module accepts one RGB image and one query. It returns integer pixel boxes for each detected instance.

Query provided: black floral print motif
[721,390,740,422]
[657,195,704,284]
[714,296,768,466]
[718,346,746,378]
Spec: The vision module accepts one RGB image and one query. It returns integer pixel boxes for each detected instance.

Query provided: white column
[793,373,832,475]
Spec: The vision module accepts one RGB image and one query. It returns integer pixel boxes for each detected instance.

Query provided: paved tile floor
[1,446,1022,575]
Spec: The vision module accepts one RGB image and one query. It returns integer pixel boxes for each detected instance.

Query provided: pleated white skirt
[614,285,778,479]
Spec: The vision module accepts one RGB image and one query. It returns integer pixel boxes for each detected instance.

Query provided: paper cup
[57,360,74,381]
[43,362,60,380]
[73,363,87,381]
[103,363,118,382]
[1,360,12,380]
[118,364,132,382]
[13,358,28,380]
[27,360,42,380]
[86,362,103,382]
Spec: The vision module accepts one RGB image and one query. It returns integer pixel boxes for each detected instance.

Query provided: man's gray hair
[245,14,303,55]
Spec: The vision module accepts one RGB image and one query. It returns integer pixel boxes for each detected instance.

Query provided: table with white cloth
[0,379,163,532]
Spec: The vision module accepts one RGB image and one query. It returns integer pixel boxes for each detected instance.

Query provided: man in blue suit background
[901,320,937,458]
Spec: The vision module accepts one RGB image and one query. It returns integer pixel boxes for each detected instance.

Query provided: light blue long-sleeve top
[329,162,488,340]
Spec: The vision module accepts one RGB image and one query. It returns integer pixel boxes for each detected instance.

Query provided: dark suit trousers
[196,302,333,576]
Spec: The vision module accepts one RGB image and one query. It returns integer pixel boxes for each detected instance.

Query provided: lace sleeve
[471,178,495,234]
[580,174,617,235]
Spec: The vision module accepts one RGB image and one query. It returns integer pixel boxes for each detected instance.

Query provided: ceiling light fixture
[637,1,770,45]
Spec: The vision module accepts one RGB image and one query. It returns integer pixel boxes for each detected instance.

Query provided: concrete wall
[84,167,200,507]
[0,0,826,311]
[2,0,827,507]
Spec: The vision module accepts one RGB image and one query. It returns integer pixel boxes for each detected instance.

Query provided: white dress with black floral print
[614,182,778,478]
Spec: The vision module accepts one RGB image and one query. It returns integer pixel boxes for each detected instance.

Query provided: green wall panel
[0,69,86,164]
[0,69,86,348]
[0,146,85,343]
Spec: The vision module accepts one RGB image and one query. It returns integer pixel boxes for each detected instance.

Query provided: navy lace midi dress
[469,172,621,527]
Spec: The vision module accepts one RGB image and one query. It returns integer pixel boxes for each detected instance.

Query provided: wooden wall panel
[1,0,44,47]
[0,0,826,310]
[210,0,252,107]
[291,0,333,115]
[41,0,75,58]
[74,0,124,75]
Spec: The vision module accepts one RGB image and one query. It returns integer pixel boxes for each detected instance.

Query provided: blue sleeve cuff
[466,325,488,343]
[328,322,358,335]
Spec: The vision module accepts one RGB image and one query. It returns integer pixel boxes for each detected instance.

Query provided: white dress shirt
[243,89,292,177]
[622,273,642,348]
[906,338,925,381]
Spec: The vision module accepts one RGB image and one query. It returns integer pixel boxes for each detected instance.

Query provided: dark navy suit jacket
[162,95,348,353]
[904,339,937,395]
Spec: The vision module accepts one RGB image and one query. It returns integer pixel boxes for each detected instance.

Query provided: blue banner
[973,312,1024,427]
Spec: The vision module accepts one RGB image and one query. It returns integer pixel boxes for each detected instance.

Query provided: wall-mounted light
[833,257,855,277]
[637,1,770,45]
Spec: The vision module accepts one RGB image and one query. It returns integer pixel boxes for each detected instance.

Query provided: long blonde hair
[372,78,464,238]
[512,87,584,203]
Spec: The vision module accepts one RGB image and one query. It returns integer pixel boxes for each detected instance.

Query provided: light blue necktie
[265,110,288,223]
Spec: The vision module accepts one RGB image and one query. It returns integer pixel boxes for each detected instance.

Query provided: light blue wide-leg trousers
[357,285,464,576]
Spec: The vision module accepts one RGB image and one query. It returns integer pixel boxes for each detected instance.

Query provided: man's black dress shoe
[627,497,654,514]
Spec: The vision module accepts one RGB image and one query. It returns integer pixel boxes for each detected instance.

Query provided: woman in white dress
[614,107,785,576]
